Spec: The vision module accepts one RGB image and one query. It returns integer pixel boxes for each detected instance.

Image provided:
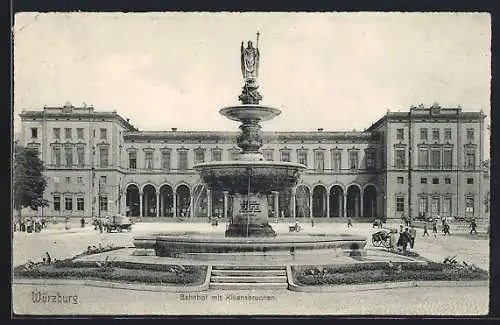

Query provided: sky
[13,12,491,154]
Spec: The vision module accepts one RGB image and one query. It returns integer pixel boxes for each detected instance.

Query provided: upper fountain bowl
[220,104,281,122]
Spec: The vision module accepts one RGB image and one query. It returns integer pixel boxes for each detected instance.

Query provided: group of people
[14,217,47,233]
[422,216,451,237]
[393,225,417,251]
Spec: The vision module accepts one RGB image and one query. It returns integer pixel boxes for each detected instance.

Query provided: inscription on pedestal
[232,193,268,225]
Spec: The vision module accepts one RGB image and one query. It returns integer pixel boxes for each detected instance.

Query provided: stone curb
[286,266,488,293]
[13,265,212,293]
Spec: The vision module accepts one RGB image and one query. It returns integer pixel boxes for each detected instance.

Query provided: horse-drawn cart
[372,230,392,248]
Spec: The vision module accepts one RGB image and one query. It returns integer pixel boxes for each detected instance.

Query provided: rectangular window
[77,197,84,211]
[194,150,205,165]
[420,128,428,140]
[65,196,73,211]
[396,128,404,140]
[443,149,452,169]
[77,128,84,140]
[365,150,375,169]
[443,197,452,217]
[262,150,273,161]
[467,178,474,184]
[230,150,239,161]
[65,147,73,167]
[76,147,85,167]
[332,150,342,171]
[420,178,427,184]
[432,178,439,184]
[380,149,386,169]
[467,128,474,141]
[52,147,61,166]
[53,196,61,211]
[397,177,404,184]
[129,151,137,169]
[65,128,72,139]
[430,149,441,169]
[65,176,71,184]
[53,128,60,139]
[100,128,107,140]
[212,150,222,162]
[162,151,171,170]
[314,151,325,171]
[465,149,476,169]
[99,196,108,212]
[31,128,38,138]
[419,197,429,217]
[396,197,405,212]
[418,148,429,168]
[431,197,440,216]
[99,147,109,168]
[445,177,451,184]
[444,128,452,141]
[178,150,188,170]
[395,149,405,168]
[145,151,154,169]
[466,197,474,214]
[281,151,291,162]
[100,175,107,184]
[77,176,83,184]
[432,128,440,141]
[298,151,308,167]
[349,151,359,170]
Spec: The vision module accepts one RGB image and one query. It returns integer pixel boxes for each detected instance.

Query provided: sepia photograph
[12,12,491,316]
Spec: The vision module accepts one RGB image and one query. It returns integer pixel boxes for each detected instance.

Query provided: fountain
[133,33,366,257]
[194,33,305,238]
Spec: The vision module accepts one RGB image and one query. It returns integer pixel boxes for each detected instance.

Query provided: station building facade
[18,103,489,221]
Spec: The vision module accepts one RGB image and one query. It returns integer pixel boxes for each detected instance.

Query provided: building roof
[123,130,379,142]
[19,105,138,131]
[366,105,486,132]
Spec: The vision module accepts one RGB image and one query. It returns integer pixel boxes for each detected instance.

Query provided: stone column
[360,193,364,218]
[159,194,163,217]
[190,195,194,218]
[326,192,330,218]
[355,195,359,217]
[272,191,279,220]
[338,194,342,217]
[139,191,143,217]
[173,193,177,218]
[156,193,160,218]
[309,195,313,218]
[223,191,229,220]
[207,189,212,219]
[343,195,347,218]
[291,188,296,219]
[120,191,126,215]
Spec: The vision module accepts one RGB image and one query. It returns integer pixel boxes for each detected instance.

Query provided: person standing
[432,219,438,237]
[443,222,451,236]
[470,218,478,235]
[310,215,315,228]
[347,217,353,228]
[423,223,430,236]
[409,226,417,249]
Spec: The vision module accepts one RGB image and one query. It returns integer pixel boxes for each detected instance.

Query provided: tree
[13,145,48,217]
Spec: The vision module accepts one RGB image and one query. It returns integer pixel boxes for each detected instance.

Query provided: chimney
[171,128,177,132]
[317,128,323,132]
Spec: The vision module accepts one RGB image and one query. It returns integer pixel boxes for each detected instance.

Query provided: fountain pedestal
[224,193,277,237]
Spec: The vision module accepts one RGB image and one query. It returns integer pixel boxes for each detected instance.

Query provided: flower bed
[13,257,207,286]
[292,262,488,286]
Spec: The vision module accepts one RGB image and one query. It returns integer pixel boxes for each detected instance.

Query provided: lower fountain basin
[193,160,306,193]
[134,232,367,257]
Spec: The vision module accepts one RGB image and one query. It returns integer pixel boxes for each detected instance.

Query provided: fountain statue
[193,33,306,237]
